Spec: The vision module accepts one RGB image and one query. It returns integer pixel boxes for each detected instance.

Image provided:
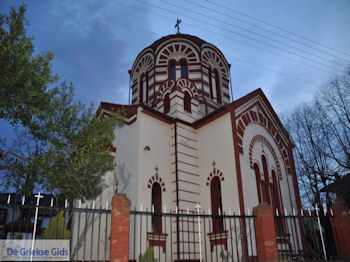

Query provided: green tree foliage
[0,5,58,130]
[43,210,70,239]
[138,247,157,262]
[0,5,124,200]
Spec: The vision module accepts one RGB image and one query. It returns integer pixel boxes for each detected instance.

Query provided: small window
[164,93,170,114]
[184,91,191,113]
[254,163,262,203]
[139,75,144,104]
[144,74,148,103]
[181,60,188,78]
[209,67,213,99]
[151,182,162,233]
[214,69,221,103]
[169,61,176,81]
[210,176,224,233]
[261,155,271,204]
[272,170,281,213]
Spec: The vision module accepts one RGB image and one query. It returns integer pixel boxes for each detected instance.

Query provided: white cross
[31,192,44,261]
[34,192,44,206]
[194,203,201,214]
[194,203,202,261]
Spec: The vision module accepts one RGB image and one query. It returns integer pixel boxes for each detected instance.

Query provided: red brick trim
[110,194,131,262]
[249,135,282,180]
[229,104,248,260]
[207,230,228,252]
[147,232,168,253]
[253,203,279,262]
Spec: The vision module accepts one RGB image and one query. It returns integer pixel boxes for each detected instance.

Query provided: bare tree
[283,69,350,209]
[315,71,350,172]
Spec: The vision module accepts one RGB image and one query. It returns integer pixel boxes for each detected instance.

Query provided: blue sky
[1,0,350,146]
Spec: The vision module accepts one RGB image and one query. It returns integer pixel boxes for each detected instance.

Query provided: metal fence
[0,194,111,262]
[129,209,258,262]
[274,210,340,261]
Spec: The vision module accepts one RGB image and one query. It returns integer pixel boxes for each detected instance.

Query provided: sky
[1,0,350,146]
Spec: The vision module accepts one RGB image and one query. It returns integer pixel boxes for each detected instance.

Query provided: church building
[97,33,302,260]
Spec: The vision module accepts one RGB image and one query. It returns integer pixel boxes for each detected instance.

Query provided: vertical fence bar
[203,212,208,262]
[232,214,239,262]
[97,205,101,261]
[164,210,167,261]
[170,211,173,262]
[133,208,136,260]
[316,207,327,260]
[139,208,142,259]
[104,207,108,262]
[181,210,185,261]
[253,216,259,261]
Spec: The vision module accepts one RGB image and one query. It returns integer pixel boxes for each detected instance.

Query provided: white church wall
[197,112,240,214]
[137,111,174,211]
[112,112,141,209]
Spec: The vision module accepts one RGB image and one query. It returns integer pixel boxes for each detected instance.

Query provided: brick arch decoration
[134,53,154,75]
[176,78,199,100]
[155,80,176,104]
[147,168,166,192]
[156,42,200,65]
[201,48,228,80]
[249,135,282,180]
[206,163,224,186]
[236,109,292,176]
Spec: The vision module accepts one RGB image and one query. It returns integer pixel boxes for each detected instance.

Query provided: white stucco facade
[93,34,302,261]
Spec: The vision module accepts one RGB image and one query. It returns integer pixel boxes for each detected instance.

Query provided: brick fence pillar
[110,193,131,262]
[331,199,350,260]
[253,203,279,262]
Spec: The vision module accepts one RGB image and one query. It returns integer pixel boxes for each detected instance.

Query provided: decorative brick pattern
[201,48,229,80]
[249,135,282,180]
[237,109,292,176]
[147,166,166,192]
[206,161,224,186]
[110,194,131,262]
[155,79,175,104]
[176,78,199,100]
[331,199,350,259]
[253,203,279,262]
[133,53,154,74]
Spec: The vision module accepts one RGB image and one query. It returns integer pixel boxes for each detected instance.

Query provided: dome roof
[148,34,207,51]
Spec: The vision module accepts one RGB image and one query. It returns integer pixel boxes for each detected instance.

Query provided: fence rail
[0,199,111,262]
[274,212,340,261]
[129,209,258,262]
[2,193,348,262]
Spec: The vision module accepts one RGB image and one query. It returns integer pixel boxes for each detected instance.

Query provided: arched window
[272,170,285,232]
[139,75,144,104]
[271,170,282,213]
[139,73,148,104]
[151,182,162,233]
[214,69,221,103]
[254,163,262,203]
[210,176,224,233]
[184,91,191,113]
[145,73,148,103]
[181,60,188,78]
[169,61,176,81]
[208,67,213,99]
[164,93,170,114]
[261,155,271,204]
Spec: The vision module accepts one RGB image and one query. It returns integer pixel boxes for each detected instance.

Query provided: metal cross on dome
[175,18,181,34]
